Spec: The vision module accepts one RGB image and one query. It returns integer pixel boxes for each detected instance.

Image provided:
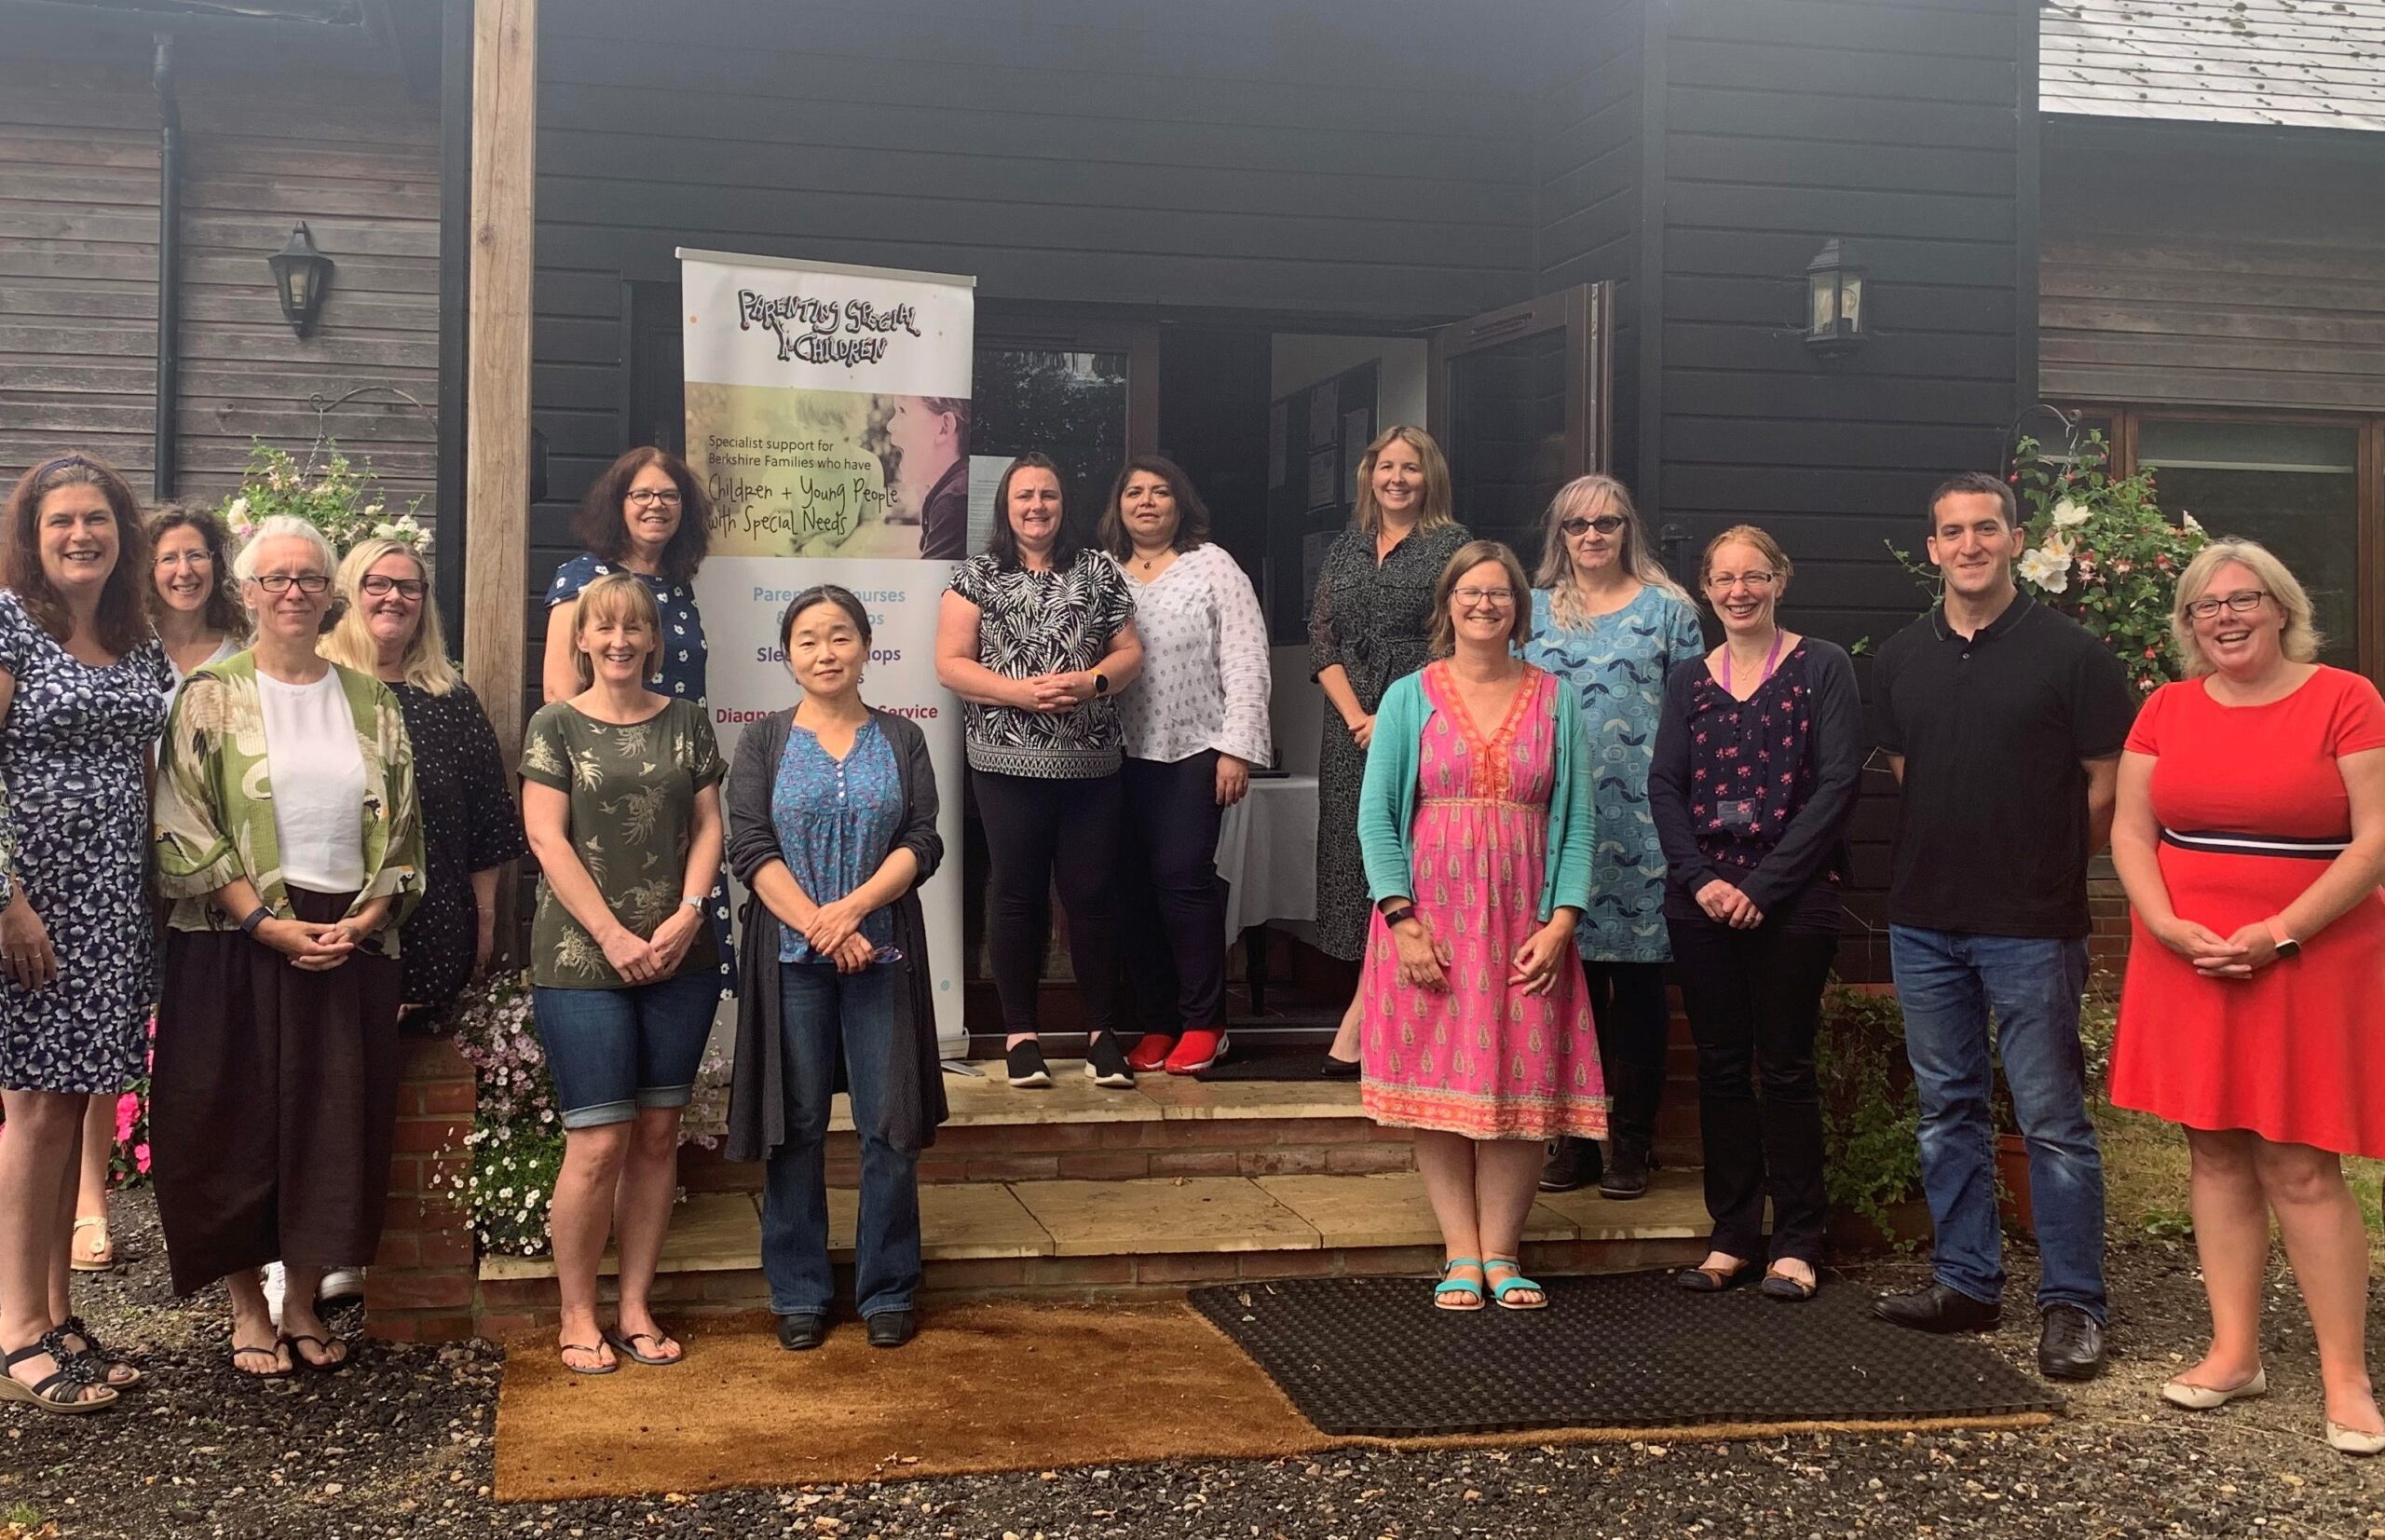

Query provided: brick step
[472,1168,1711,1335]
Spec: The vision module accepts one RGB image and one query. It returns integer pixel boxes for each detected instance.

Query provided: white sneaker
[261,1261,288,1329]
[318,1268,367,1305]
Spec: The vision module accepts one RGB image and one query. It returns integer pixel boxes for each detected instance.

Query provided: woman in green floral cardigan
[149,515,422,1378]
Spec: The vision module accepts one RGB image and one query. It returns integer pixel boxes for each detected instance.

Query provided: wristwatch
[2263,916,2301,961]
[1092,671,1110,697]
[239,905,272,937]
[1381,905,1420,931]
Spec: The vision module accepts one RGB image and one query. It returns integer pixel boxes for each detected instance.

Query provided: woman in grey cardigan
[724,585,947,1352]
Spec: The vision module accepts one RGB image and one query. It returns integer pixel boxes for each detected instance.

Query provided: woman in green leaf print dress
[520,573,726,1376]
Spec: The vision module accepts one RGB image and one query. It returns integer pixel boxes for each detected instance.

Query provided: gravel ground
[6,1192,2383,1539]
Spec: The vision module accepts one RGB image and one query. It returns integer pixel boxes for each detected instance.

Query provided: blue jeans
[532,972,720,1130]
[761,962,921,1320]
[1889,927,2106,1320]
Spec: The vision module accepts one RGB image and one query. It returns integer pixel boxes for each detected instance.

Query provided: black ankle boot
[1599,1140,1651,1200]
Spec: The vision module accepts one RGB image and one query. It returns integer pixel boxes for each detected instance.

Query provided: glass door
[1427,284,1614,551]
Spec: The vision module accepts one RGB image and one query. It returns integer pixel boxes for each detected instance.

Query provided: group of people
[0,450,523,1410]
[1,428,2378,1457]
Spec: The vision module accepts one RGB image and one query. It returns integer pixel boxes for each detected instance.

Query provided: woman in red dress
[2109,538,2385,1456]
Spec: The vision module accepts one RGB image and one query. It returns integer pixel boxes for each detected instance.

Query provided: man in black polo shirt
[1869,471,2137,1382]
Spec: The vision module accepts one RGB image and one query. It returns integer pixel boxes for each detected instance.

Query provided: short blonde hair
[2171,538,2322,677]
[569,571,663,691]
[1427,538,1533,658]
[1700,524,1794,593]
[321,539,460,696]
[1353,426,1456,537]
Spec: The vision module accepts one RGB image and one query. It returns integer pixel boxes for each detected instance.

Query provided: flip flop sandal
[559,1341,618,1375]
[228,1342,292,1380]
[603,1328,684,1367]
[1433,1257,1487,1312]
[59,1315,140,1389]
[285,1334,350,1374]
[70,1216,115,1273]
[1485,1258,1549,1312]
[1,1334,118,1414]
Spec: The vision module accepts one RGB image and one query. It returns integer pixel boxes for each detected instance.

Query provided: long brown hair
[572,446,712,585]
[4,452,154,657]
[146,502,249,640]
[1098,455,1212,559]
[1353,425,1455,538]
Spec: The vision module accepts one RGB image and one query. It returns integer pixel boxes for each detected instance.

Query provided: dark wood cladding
[2042,117,2385,413]
[0,37,441,506]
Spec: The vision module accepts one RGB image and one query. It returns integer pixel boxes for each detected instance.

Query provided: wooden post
[462,0,536,768]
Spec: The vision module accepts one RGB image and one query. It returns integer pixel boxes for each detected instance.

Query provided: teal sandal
[1485,1256,1548,1312]
[1433,1257,1486,1312]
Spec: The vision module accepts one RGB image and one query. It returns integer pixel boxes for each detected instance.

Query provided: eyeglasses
[1706,571,1778,590]
[250,573,331,594]
[626,488,683,508]
[155,550,213,568]
[1453,586,1516,608]
[359,574,429,600]
[1559,515,1627,538]
[2184,590,2269,620]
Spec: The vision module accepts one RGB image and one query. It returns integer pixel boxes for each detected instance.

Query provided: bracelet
[238,906,271,937]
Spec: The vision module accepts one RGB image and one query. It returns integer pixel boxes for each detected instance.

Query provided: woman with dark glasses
[1519,476,1705,1201]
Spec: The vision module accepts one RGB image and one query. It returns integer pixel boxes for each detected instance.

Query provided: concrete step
[473,1167,1711,1334]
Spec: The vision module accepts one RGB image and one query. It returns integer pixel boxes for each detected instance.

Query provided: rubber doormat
[1189,1272,2065,1437]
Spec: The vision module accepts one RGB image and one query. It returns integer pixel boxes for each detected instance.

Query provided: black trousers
[973,768,1124,1039]
[1669,911,1838,1266]
[1584,960,1670,1154]
[1118,752,1228,1032]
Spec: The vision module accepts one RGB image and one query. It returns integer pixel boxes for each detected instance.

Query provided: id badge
[1715,797,1762,835]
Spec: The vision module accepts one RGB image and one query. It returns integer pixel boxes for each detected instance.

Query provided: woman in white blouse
[1102,457,1273,1074]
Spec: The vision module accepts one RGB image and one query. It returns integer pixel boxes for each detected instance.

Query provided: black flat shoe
[2037,1304,2106,1382]
[865,1310,918,1349]
[1674,1261,1752,1293]
[1759,1268,1819,1302]
[777,1313,829,1352]
[1872,1281,2001,1334]
[1084,1032,1135,1089]
[1538,1137,1600,1192]
[1321,1053,1361,1080]
[1006,1042,1053,1088]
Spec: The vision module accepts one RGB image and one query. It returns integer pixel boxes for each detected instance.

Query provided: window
[2055,406,2383,682]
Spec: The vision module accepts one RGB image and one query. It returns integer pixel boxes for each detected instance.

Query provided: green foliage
[2139,1207,2195,1241]
[215,441,429,558]
[1815,982,1923,1244]
[2008,431,2206,697]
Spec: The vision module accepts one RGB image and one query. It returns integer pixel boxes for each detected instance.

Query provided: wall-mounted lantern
[1801,238,1867,358]
[268,222,334,337]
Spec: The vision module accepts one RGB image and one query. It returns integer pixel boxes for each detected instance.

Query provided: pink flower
[114,1093,140,1142]
[133,1143,151,1174]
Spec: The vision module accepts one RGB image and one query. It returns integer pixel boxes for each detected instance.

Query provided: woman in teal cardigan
[1353,539,1606,1313]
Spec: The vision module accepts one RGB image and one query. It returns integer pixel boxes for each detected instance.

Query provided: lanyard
[1720,631,1785,697]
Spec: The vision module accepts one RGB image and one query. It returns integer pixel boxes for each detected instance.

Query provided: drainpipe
[153,34,182,499]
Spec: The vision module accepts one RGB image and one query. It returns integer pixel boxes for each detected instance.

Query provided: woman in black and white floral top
[935,454,1143,1091]
[1099,457,1271,1077]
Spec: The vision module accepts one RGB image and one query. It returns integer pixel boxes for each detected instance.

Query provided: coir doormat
[1188,1272,2065,1438]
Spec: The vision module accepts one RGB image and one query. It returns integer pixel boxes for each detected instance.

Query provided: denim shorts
[532,971,721,1130]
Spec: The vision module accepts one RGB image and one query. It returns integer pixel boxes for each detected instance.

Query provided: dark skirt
[151,886,403,1297]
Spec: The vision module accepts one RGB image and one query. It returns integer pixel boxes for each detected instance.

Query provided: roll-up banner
[677,249,973,1056]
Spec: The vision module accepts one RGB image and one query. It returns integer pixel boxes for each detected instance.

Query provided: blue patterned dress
[770,719,905,964]
[546,552,733,991]
[1520,584,1706,963]
[0,592,171,1092]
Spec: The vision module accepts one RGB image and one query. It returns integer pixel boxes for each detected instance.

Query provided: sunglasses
[1560,514,1627,538]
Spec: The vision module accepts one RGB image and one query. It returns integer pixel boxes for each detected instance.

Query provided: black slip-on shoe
[1084,1032,1136,1089]
[777,1313,829,1351]
[1006,1042,1054,1088]
[2037,1303,2106,1382]
[865,1311,918,1349]
[1871,1281,2002,1334]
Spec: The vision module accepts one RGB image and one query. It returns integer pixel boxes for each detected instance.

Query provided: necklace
[1720,631,1785,696]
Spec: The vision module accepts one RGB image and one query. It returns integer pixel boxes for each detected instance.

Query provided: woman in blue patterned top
[542,447,733,994]
[1518,475,1705,1201]
[725,585,946,1353]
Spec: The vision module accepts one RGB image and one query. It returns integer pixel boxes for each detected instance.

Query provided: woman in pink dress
[1355,539,1603,1312]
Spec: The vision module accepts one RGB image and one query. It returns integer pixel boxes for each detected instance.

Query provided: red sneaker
[1124,1033,1177,1073]
[1165,1029,1229,1075]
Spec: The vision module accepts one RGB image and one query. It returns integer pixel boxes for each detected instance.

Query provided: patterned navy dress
[546,552,735,993]
[0,592,171,1092]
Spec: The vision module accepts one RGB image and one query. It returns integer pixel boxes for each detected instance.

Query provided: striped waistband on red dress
[2160,827,2351,860]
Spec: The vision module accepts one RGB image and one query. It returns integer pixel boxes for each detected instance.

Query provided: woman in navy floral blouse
[543,447,732,994]
[1649,525,1860,1303]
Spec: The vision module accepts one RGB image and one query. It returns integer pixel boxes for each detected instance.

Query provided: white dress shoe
[2326,1419,2385,1456]
[2160,1368,2266,1410]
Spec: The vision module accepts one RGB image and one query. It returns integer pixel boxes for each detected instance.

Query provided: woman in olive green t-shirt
[520,573,724,1376]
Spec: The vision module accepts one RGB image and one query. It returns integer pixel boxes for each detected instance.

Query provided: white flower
[2018,546,2072,593]
[2041,529,2075,561]
[2182,511,2203,532]
[2051,497,2091,527]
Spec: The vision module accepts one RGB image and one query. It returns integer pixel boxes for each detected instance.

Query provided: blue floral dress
[546,552,733,992]
[0,592,171,1091]
[1519,585,1706,963]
